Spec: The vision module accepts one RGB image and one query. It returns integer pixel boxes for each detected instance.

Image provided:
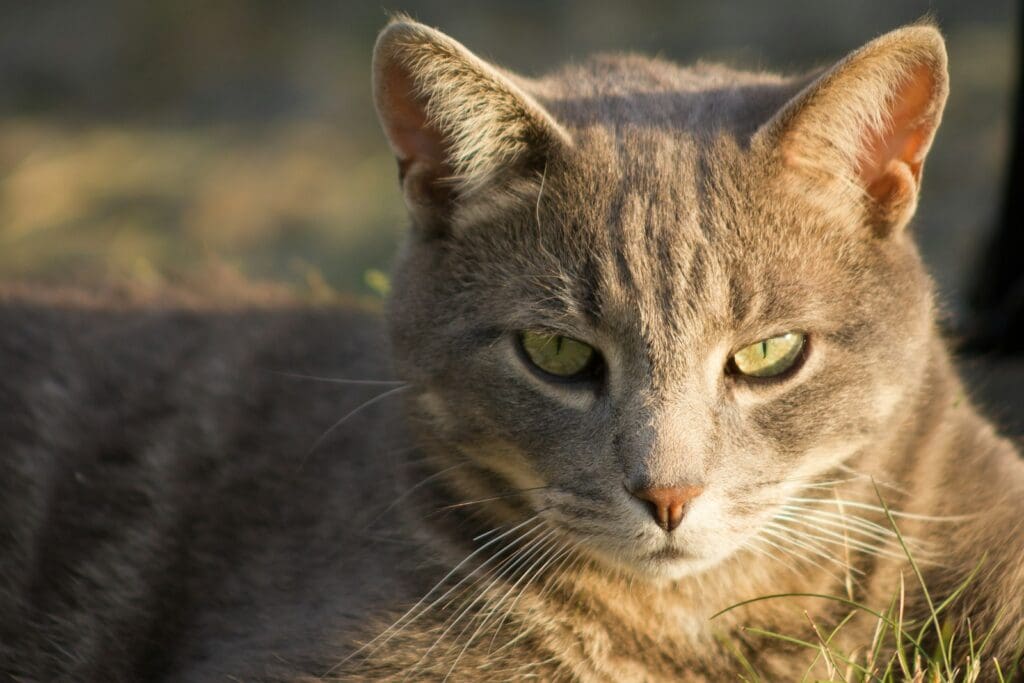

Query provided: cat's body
[2,19,1023,682]
[0,290,406,680]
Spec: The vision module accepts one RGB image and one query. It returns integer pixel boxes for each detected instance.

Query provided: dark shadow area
[959,4,1024,439]
[965,7,1024,355]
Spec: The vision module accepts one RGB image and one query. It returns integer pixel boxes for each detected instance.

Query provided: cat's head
[373,18,948,579]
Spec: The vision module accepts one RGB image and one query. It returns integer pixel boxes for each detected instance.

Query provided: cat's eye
[730,332,806,378]
[518,331,598,380]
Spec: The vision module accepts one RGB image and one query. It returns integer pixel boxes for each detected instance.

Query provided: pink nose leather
[631,485,705,531]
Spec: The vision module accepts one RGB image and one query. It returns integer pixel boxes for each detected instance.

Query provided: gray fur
[1,18,1022,681]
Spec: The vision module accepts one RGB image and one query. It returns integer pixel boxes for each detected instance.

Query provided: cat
[1,16,1023,682]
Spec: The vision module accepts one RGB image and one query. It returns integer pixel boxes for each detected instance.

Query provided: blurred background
[0,1,1017,300]
[0,1,1020,425]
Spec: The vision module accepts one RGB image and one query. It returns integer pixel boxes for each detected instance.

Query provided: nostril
[630,485,704,532]
[640,498,667,529]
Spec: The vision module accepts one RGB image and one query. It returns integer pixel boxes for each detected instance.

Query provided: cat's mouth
[646,545,696,562]
[626,539,730,580]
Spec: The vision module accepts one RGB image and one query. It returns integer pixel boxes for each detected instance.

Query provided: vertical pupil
[760,340,768,359]
[555,336,563,353]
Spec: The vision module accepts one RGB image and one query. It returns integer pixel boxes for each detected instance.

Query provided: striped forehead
[563,131,739,384]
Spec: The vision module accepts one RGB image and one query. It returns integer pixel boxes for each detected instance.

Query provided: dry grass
[0,118,404,298]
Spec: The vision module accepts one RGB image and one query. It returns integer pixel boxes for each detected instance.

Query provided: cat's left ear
[372,18,570,234]
[755,24,948,237]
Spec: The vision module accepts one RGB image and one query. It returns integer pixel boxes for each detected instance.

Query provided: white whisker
[364,463,467,530]
[307,384,410,455]
[333,514,543,670]
[773,516,910,562]
[482,536,568,647]
[443,533,565,679]
[786,497,968,522]
[761,525,861,578]
[740,538,806,577]
[490,540,583,657]
[272,371,407,387]
[781,504,900,538]
[752,533,848,582]
[776,511,895,545]
[407,528,556,678]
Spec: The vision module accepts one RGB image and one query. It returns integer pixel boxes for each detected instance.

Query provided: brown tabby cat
[1,17,1021,682]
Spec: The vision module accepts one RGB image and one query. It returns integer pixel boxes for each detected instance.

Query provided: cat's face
[376,21,946,579]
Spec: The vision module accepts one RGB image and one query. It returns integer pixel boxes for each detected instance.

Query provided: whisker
[271,371,407,387]
[761,525,861,579]
[438,527,555,617]
[408,518,548,630]
[741,537,806,577]
[306,384,410,456]
[489,539,583,657]
[754,531,828,570]
[776,510,897,544]
[431,486,550,514]
[363,463,467,530]
[410,529,558,678]
[785,497,970,522]
[476,535,567,648]
[473,527,504,542]
[781,504,900,538]
[331,514,543,671]
[833,465,911,495]
[772,516,910,562]
[778,505,938,566]
[797,477,865,490]
[533,538,582,605]
[751,533,848,582]
[442,533,564,678]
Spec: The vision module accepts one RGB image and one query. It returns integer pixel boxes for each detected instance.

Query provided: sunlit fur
[371,17,1023,680]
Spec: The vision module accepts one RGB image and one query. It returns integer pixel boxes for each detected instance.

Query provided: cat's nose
[630,485,704,532]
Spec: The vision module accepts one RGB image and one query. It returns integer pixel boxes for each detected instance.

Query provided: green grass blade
[713,629,762,682]
[744,627,872,678]
[871,479,950,678]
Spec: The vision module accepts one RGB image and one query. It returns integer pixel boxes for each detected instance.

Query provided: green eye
[732,332,806,378]
[519,331,597,379]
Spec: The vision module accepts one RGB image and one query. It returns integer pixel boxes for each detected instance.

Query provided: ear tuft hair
[372,19,570,230]
[757,24,948,236]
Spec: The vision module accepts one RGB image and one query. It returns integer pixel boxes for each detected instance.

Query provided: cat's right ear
[372,18,570,234]
[755,24,948,238]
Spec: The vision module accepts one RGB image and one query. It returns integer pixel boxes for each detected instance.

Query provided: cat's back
[0,286,427,681]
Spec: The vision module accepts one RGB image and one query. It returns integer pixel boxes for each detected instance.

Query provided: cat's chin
[632,553,728,582]
[580,540,731,582]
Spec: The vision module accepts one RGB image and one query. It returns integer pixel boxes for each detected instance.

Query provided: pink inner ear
[379,63,450,181]
[859,64,937,192]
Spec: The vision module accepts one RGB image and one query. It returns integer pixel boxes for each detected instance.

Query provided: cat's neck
[853,334,1020,520]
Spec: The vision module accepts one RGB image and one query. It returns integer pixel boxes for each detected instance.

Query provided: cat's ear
[372,18,570,233]
[756,24,948,237]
